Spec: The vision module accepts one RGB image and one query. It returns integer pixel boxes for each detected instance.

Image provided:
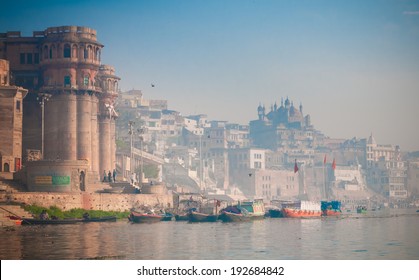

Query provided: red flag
[323,155,327,165]
[294,159,299,173]
[332,158,336,170]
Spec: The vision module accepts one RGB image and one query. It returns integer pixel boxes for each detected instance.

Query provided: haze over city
[1,0,419,151]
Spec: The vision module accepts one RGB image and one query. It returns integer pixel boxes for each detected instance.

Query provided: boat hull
[282,208,321,218]
[21,216,117,225]
[219,211,251,222]
[268,209,284,218]
[129,212,166,223]
[322,209,341,216]
[188,211,218,222]
[174,214,189,221]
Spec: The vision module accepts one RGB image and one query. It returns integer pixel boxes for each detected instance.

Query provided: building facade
[0,59,28,175]
[0,26,119,181]
[365,134,407,199]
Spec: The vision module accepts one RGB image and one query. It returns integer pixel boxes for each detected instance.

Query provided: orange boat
[321,201,342,216]
[282,208,322,218]
[281,201,322,218]
[322,209,341,216]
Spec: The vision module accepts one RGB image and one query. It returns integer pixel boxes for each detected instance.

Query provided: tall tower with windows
[0,26,119,181]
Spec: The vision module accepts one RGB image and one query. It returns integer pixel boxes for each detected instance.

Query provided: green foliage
[22,204,129,219]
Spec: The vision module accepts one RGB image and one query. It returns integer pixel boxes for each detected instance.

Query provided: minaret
[257,103,264,120]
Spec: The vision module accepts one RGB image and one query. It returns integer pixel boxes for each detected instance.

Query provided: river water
[1,208,419,260]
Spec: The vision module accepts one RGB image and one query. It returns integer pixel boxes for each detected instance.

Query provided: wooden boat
[219,199,265,222]
[129,211,171,223]
[321,200,342,217]
[219,210,251,222]
[81,216,117,222]
[21,216,117,225]
[174,214,189,221]
[266,200,295,218]
[268,208,284,218]
[188,211,218,222]
[282,200,322,218]
[282,208,322,218]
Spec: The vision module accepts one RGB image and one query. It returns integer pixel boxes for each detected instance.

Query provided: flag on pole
[294,159,299,173]
[323,155,327,165]
[332,158,336,170]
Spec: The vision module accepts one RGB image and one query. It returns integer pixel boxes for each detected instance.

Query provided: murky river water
[1,209,418,260]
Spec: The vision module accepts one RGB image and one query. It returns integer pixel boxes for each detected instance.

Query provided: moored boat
[219,199,265,222]
[267,208,284,218]
[282,200,322,218]
[188,211,218,222]
[321,200,342,216]
[219,209,251,222]
[174,214,189,221]
[20,216,117,225]
[129,211,169,223]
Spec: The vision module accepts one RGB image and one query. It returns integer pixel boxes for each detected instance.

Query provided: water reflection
[1,209,418,260]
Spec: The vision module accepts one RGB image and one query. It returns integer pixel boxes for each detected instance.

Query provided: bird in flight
[151,83,155,87]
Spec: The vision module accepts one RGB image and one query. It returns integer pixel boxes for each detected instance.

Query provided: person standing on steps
[112,169,117,182]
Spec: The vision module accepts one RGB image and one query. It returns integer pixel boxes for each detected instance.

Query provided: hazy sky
[2,0,419,151]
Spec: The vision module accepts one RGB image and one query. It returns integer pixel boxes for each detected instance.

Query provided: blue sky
[2,0,419,151]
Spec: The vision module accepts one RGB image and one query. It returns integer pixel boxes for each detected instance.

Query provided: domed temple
[250,97,321,150]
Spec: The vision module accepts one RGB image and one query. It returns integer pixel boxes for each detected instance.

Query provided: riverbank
[0,191,175,212]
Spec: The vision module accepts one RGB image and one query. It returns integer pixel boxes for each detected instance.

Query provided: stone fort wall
[0,192,175,212]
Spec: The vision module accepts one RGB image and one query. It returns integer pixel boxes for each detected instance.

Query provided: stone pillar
[110,118,116,171]
[99,116,110,176]
[46,95,62,160]
[77,94,92,167]
[56,94,77,160]
[44,95,58,160]
[91,95,99,176]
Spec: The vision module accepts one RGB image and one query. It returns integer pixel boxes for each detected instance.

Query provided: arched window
[64,44,71,58]
[84,48,88,59]
[50,45,56,59]
[3,163,10,172]
[83,75,89,86]
[64,75,71,87]
[43,45,48,59]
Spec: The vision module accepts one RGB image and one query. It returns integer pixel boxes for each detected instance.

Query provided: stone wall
[0,192,175,212]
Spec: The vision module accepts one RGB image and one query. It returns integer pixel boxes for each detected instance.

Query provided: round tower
[98,65,120,174]
[38,26,115,179]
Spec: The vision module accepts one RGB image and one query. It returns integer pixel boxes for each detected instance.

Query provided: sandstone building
[0,59,28,175]
[0,26,119,188]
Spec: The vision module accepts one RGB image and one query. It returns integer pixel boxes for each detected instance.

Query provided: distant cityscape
[1,26,419,210]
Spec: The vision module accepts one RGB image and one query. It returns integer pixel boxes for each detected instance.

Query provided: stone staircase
[0,179,27,193]
[0,204,34,227]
